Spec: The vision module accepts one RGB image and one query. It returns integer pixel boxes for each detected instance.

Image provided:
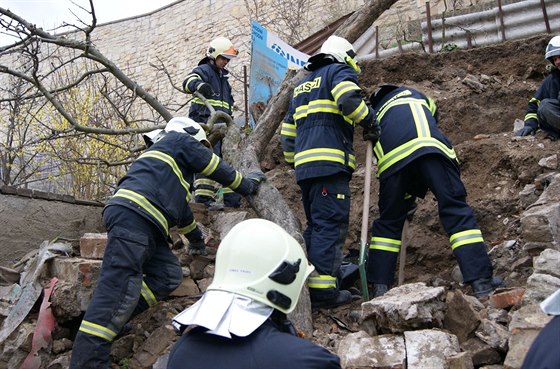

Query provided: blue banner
[248,20,309,126]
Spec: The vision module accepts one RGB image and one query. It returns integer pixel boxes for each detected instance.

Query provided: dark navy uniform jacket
[167,320,342,369]
[372,86,458,180]
[106,131,252,237]
[280,62,370,183]
[183,57,234,123]
[522,67,560,136]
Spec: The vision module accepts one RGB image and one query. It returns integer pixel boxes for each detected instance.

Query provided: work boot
[470,276,504,298]
[372,283,389,298]
[311,290,352,310]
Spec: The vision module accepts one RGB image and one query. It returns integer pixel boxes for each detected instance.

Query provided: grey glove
[197,83,214,99]
[187,238,207,256]
[516,126,536,136]
[246,171,267,194]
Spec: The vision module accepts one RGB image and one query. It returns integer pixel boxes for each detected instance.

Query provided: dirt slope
[3,34,559,368]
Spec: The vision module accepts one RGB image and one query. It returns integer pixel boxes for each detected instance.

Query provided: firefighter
[69,117,265,369]
[183,36,242,209]
[167,218,342,369]
[280,35,380,309]
[365,84,502,298]
[516,35,560,140]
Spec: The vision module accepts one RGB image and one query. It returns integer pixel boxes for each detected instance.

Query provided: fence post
[496,0,506,42]
[397,39,403,54]
[243,65,249,128]
[425,2,433,53]
[540,0,551,34]
[375,25,379,59]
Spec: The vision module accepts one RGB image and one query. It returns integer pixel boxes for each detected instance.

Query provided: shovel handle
[359,141,373,265]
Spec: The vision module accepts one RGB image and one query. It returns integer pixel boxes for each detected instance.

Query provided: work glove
[197,83,214,99]
[362,118,381,143]
[360,106,381,143]
[405,199,418,221]
[245,171,267,194]
[187,238,207,256]
[515,126,536,136]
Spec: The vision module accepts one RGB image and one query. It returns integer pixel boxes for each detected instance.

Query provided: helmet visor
[221,46,239,59]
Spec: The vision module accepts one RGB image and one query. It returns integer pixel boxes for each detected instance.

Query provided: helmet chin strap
[345,56,361,74]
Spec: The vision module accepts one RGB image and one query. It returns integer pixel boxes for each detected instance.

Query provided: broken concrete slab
[338,330,405,369]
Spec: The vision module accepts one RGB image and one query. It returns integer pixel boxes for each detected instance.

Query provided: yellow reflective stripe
[178,219,197,234]
[377,137,457,176]
[348,100,368,122]
[284,152,294,163]
[228,172,242,190]
[194,178,216,187]
[409,101,430,138]
[294,148,356,169]
[294,100,353,125]
[450,229,484,250]
[79,320,117,342]
[377,98,430,121]
[331,80,360,102]
[184,73,201,92]
[281,122,297,137]
[192,98,231,110]
[336,194,345,200]
[529,97,540,104]
[113,189,169,235]
[375,90,413,119]
[524,113,538,121]
[201,154,220,176]
[427,97,437,115]
[139,150,191,202]
[369,236,400,253]
[140,280,157,307]
[308,275,337,289]
[194,189,215,197]
[222,187,234,194]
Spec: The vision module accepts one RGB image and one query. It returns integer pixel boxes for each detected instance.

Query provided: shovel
[358,141,374,301]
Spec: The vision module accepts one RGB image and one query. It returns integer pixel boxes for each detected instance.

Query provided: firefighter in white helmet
[69,117,266,369]
[183,36,242,210]
[280,35,380,309]
[516,35,560,139]
[167,219,342,369]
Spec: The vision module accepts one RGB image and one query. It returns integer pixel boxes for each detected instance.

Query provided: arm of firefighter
[280,99,296,165]
[331,78,370,126]
[182,67,207,94]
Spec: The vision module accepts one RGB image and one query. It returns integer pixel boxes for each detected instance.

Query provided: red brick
[80,233,108,259]
[488,288,525,309]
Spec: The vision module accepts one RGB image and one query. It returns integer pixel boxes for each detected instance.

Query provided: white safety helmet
[165,117,211,148]
[207,37,239,60]
[319,35,360,73]
[142,129,165,148]
[545,35,560,64]
[207,219,315,314]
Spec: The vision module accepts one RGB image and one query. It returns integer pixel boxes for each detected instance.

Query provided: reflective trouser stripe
[308,275,337,289]
[78,320,118,342]
[369,236,401,253]
[140,280,157,307]
[450,229,484,250]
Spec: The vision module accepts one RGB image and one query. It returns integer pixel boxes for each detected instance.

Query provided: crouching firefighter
[365,85,503,299]
[167,218,342,369]
[69,117,266,369]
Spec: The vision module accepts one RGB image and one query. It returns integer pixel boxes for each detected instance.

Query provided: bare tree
[0,0,398,336]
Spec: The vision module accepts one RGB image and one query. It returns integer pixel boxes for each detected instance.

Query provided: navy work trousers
[69,205,182,369]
